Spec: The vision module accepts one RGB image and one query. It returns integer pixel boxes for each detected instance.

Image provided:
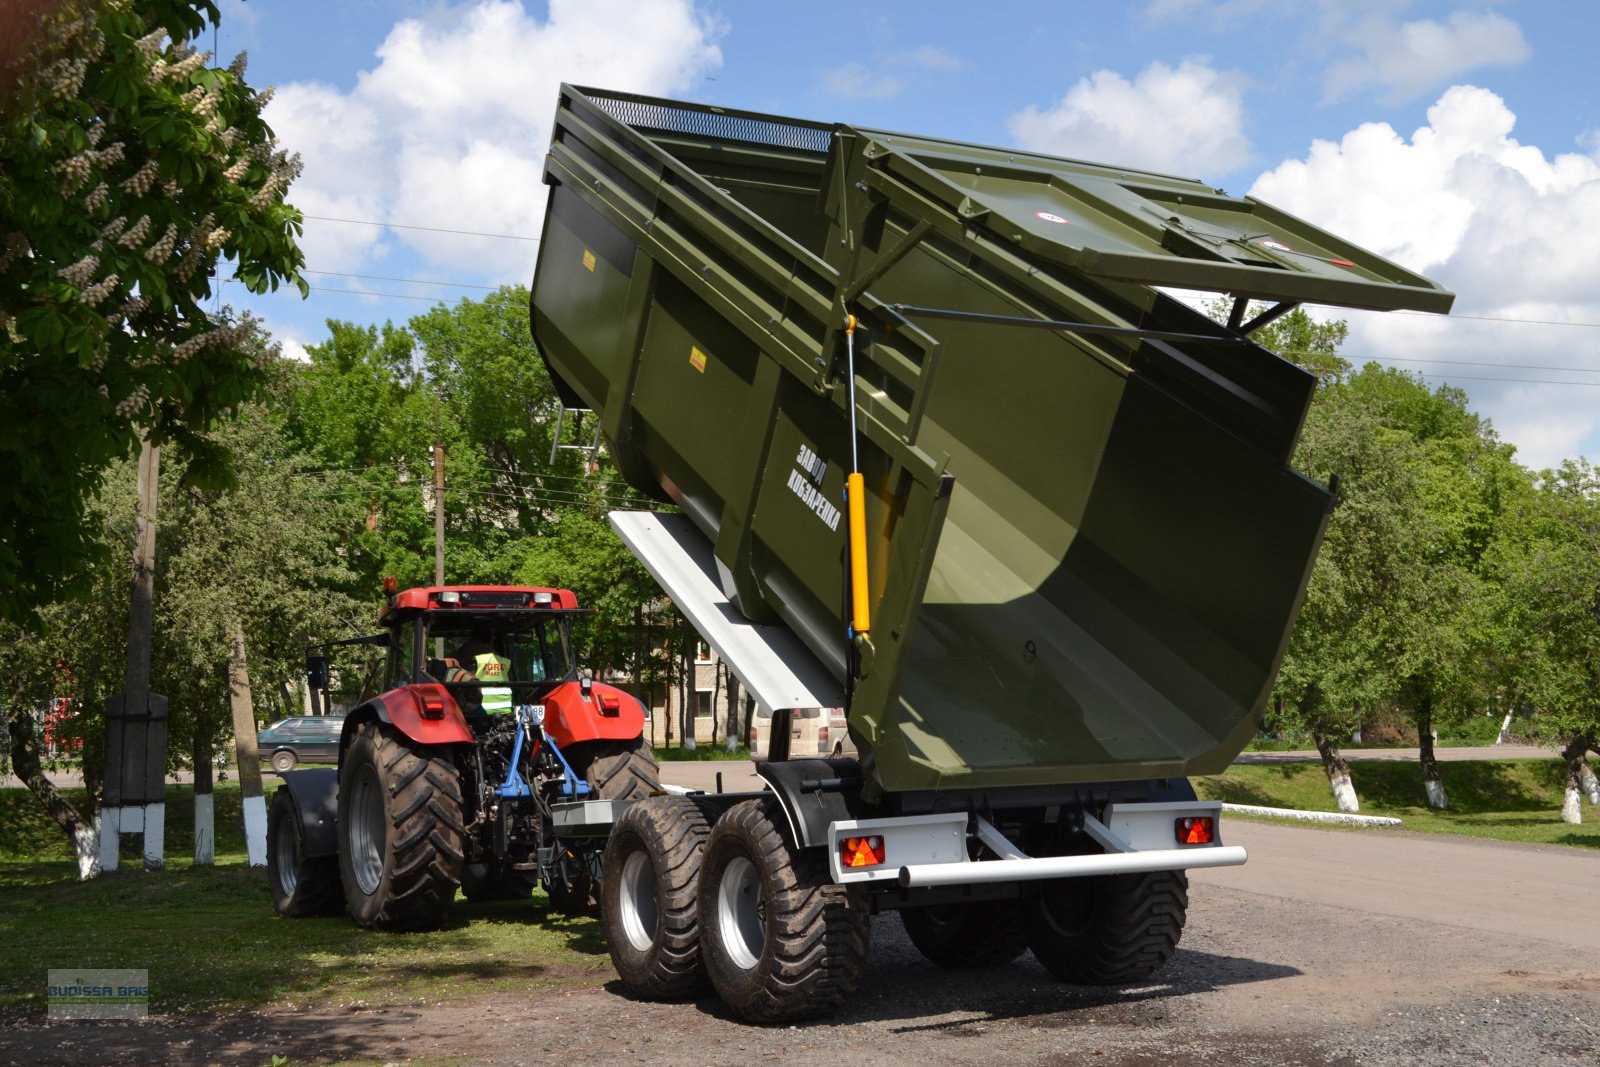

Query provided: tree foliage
[0,0,305,624]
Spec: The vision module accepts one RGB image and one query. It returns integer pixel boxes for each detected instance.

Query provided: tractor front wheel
[266,787,343,917]
[338,720,465,931]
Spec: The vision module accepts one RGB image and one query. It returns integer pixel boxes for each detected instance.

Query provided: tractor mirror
[305,654,331,690]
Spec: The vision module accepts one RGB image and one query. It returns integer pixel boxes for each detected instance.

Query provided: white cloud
[264,0,723,282]
[820,44,966,101]
[1251,86,1600,471]
[1322,10,1530,102]
[1006,60,1251,177]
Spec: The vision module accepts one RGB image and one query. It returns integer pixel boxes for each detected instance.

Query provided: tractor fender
[341,684,475,752]
[277,768,340,860]
[541,680,647,747]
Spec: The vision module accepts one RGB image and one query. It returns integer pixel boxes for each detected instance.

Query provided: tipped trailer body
[529,85,1452,1020]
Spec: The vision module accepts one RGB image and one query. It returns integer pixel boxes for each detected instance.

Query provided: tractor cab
[378,585,583,725]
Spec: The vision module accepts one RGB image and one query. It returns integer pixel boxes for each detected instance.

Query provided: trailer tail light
[839,835,886,868]
[599,694,620,716]
[1176,816,1214,845]
[421,696,446,720]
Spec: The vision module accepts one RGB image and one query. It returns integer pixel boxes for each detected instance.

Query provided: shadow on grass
[0,860,608,1022]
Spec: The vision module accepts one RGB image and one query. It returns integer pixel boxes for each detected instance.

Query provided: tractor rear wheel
[1023,869,1188,984]
[546,735,661,916]
[900,900,1028,968]
[338,720,465,931]
[266,787,343,917]
[601,796,712,999]
[698,799,869,1023]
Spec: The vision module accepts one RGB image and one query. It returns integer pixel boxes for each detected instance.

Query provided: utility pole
[433,386,445,586]
[101,436,168,872]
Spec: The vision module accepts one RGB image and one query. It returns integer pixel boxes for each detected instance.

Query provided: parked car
[257,715,345,773]
[748,707,855,762]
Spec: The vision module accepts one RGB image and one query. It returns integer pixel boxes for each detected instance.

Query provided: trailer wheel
[1024,870,1188,985]
[266,787,343,917]
[698,799,869,1023]
[900,900,1028,968]
[338,720,465,931]
[546,734,663,916]
[601,797,712,999]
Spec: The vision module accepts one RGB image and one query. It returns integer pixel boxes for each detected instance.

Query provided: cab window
[388,620,419,687]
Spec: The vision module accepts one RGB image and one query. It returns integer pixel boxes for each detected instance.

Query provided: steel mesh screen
[587,93,832,155]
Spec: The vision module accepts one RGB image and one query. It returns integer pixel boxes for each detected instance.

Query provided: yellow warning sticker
[689,346,707,373]
[582,250,596,272]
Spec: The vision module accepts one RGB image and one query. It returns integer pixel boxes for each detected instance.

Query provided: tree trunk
[1316,733,1360,812]
[7,709,98,880]
[679,617,695,751]
[1416,695,1448,810]
[192,709,214,866]
[1560,736,1589,825]
[724,669,742,752]
[227,623,267,866]
[1579,759,1600,807]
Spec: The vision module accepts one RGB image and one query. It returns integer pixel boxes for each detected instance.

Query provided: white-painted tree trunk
[1495,710,1515,744]
[142,801,165,871]
[75,822,101,881]
[98,806,122,872]
[242,793,267,867]
[193,793,214,865]
[1580,762,1600,806]
[1424,779,1449,810]
[1562,783,1583,824]
[1331,770,1360,813]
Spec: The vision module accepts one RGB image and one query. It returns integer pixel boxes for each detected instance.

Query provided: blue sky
[210,1,1600,470]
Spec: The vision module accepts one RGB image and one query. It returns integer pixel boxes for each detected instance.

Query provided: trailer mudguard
[541,680,648,747]
[277,768,339,860]
[757,757,871,849]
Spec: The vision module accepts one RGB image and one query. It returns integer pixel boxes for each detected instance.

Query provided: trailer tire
[602,796,712,999]
[338,720,465,931]
[266,787,343,917]
[698,799,870,1023]
[1023,869,1188,985]
[900,900,1028,968]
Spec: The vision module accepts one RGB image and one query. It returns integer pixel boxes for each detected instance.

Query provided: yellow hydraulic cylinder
[847,472,870,635]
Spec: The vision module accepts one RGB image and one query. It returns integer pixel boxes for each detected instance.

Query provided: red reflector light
[1176,816,1215,845]
[421,698,446,721]
[839,835,886,868]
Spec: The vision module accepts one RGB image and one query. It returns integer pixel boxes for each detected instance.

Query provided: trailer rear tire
[900,900,1028,968]
[338,720,466,931]
[1024,869,1188,985]
[602,796,712,999]
[698,799,869,1023]
[266,787,343,917]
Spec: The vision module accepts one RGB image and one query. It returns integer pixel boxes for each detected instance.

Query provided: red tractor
[267,584,658,930]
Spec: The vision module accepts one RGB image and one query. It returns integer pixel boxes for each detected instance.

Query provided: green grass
[0,783,608,1019]
[1195,759,1600,850]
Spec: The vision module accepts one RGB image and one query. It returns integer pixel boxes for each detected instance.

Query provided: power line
[303,269,500,291]
[306,284,454,304]
[1388,308,1600,330]
[302,214,541,243]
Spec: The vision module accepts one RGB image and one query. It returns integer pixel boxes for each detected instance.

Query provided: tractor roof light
[438,590,461,604]
[533,592,553,605]
[839,835,886,869]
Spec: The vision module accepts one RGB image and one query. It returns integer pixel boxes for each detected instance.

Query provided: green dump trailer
[529,85,1452,1022]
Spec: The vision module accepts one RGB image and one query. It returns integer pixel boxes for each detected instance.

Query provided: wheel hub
[716,855,765,970]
